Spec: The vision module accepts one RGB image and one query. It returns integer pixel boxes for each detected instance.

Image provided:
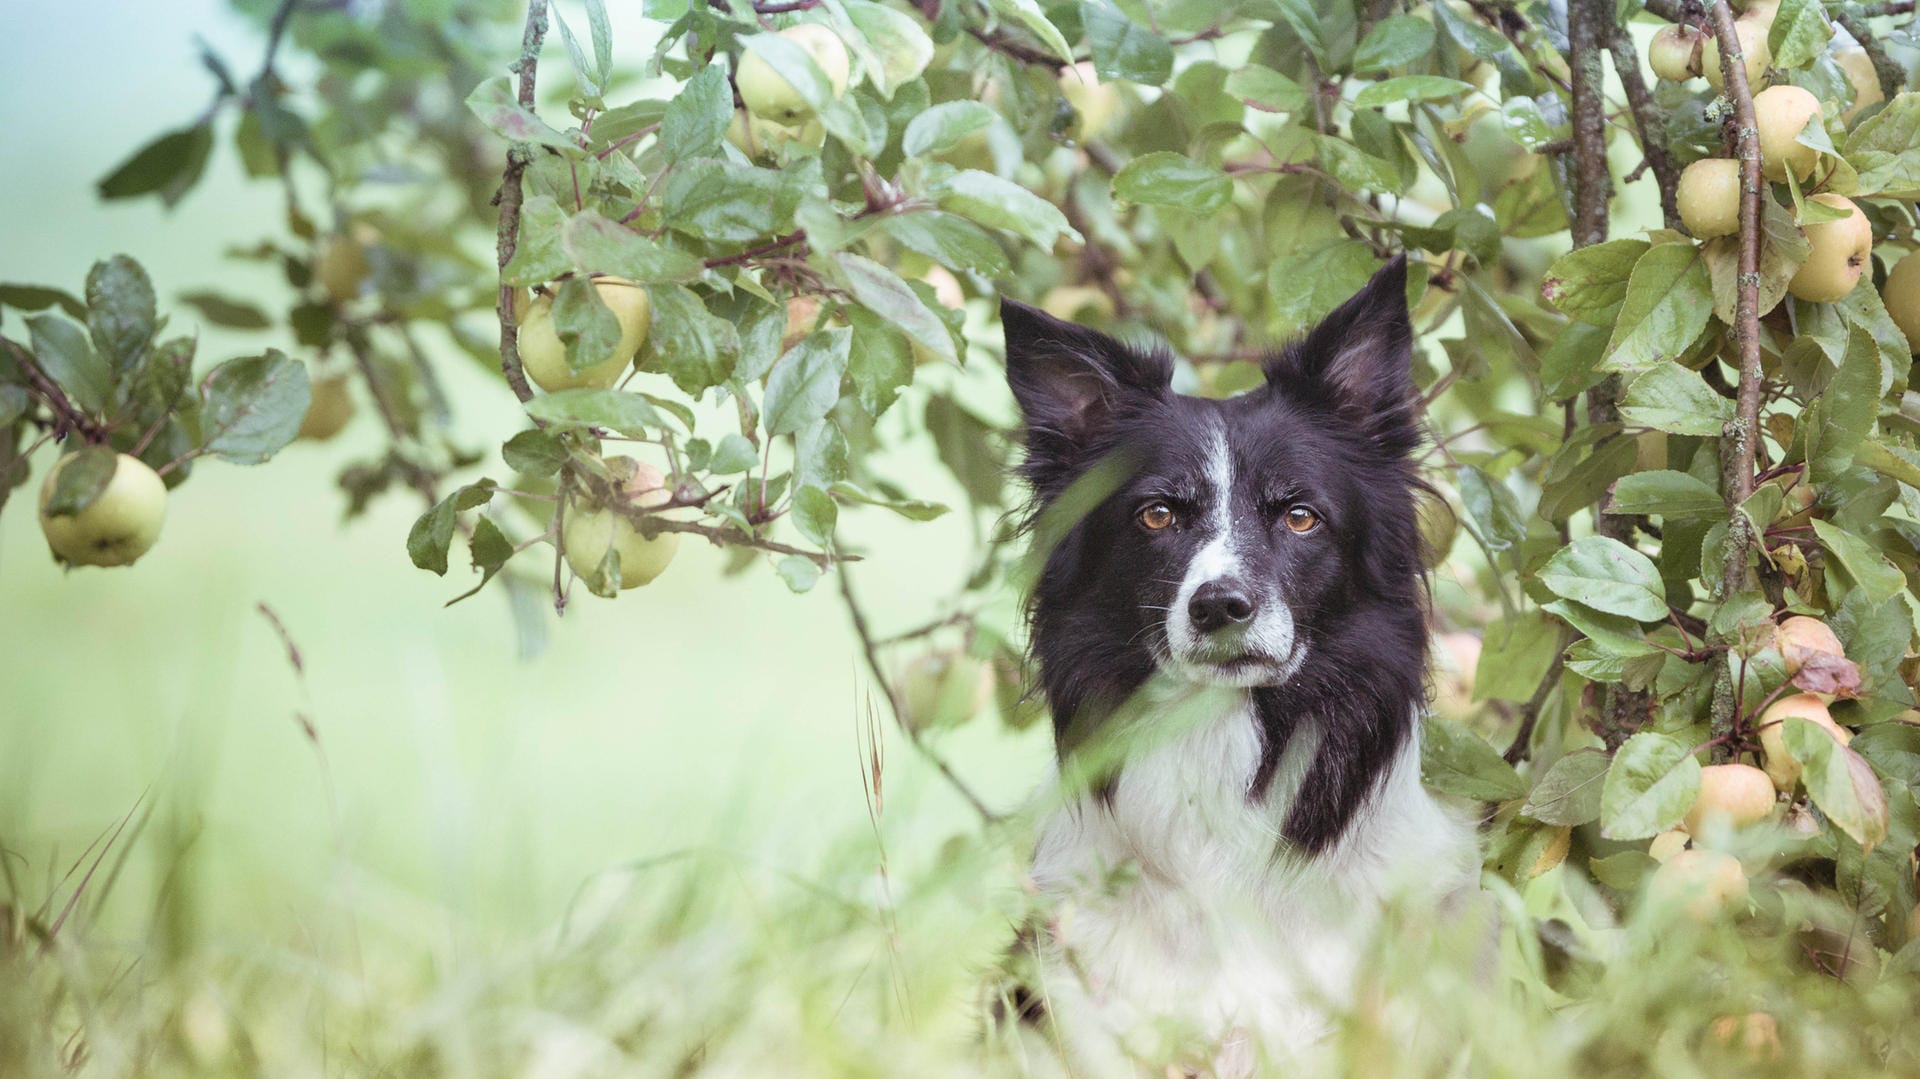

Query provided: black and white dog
[997,257,1480,1074]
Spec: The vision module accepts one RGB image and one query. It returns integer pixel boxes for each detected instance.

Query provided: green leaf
[1080,1,1173,84]
[96,123,213,207]
[1843,91,1920,197]
[777,554,823,592]
[1603,243,1714,372]
[26,314,110,414]
[829,480,950,521]
[708,432,759,474]
[763,327,851,437]
[1222,64,1308,113]
[902,102,998,158]
[199,350,311,464]
[178,291,272,330]
[660,64,732,159]
[1542,239,1649,326]
[1606,468,1725,519]
[465,76,580,153]
[501,428,567,477]
[933,170,1080,248]
[1785,718,1888,850]
[1811,519,1905,604]
[1542,599,1663,658]
[1767,0,1833,72]
[1538,535,1668,622]
[881,212,1009,277]
[41,445,118,517]
[1808,324,1880,483]
[984,0,1073,64]
[1522,749,1610,826]
[660,158,807,244]
[550,4,605,98]
[836,253,955,366]
[845,307,914,417]
[791,484,838,546]
[1420,717,1527,801]
[502,195,572,286]
[844,1,934,97]
[1352,15,1436,71]
[563,211,704,283]
[644,285,739,394]
[1353,75,1476,108]
[1112,152,1232,215]
[1600,731,1702,840]
[84,256,155,373]
[1618,363,1733,436]
[0,283,86,320]
[551,276,623,374]
[1268,240,1380,336]
[524,389,664,435]
[446,515,517,606]
[1457,464,1528,557]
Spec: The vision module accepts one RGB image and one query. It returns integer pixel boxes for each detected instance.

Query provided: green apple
[315,226,376,304]
[736,24,850,124]
[39,451,167,567]
[724,108,825,158]
[1753,84,1822,181]
[1756,692,1852,791]
[898,649,993,732]
[1683,763,1776,834]
[1835,47,1883,123]
[562,461,679,590]
[1702,17,1770,92]
[1787,193,1871,302]
[297,375,356,441]
[1059,61,1120,142]
[1677,158,1742,238]
[1648,25,1704,82]
[1648,847,1749,921]
[1882,250,1920,352]
[516,276,652,393]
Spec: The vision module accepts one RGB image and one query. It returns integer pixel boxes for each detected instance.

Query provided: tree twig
[1830,6,1908,101]
[838,568,999,824]
[1567,0,1613,248]
[2,338,106,444]
[494,0,550,405]
[1608,30,1682,231]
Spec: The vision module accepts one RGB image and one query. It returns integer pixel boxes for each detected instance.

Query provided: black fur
[1003,257,1428,856]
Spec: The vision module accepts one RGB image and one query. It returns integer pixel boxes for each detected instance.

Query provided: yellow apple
[724,108,824,157]
[1649,848,1749,921]
[1882,250,1920,352]
[898,649,994,732]
[1677,158,1743,238]
[1059,61,1120,142]
[1649,829,1690,863]
[1683,763,1777,834]
[736,24,850,124]
[1757,692,1852,791]
[297,375,356,441]
[1702,18,1771,92]
[1753,84,1822,181]
[1774,615,1845,674]
[1648,25,1704,82]
[315,228,374,304]
[39,451,167,568]
[1834,47,1883,123]
[516,277,652,393]
[562,462,678,590]
[1787,193,1872,302]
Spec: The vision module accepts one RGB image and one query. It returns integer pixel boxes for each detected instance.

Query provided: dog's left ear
[1268,255,1416,448]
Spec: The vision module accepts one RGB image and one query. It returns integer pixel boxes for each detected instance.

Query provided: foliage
[2,0,1920,1073]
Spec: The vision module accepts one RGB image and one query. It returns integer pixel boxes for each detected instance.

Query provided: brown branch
[1847,0,1914,14]
[1706,0,1767,761]
[1830,7,1908,101]
[618,508,843,568]
[1641,0,1702,21]
[703,230,807,269]
[967,26,1068,70]
[2,337,107,444]
[1609,30,1683,231]
[1504,644,1570,764]
[494,0,550,405]
[1567,0,1614,248]
[838,567,999,824]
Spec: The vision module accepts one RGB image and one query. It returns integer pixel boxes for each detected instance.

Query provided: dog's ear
[1001,298,1168,479]
[1266,255,1417,450]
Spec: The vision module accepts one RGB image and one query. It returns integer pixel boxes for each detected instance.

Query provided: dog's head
[1004,257,1425,730]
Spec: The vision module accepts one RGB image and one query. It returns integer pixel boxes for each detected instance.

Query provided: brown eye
[1138,502,1176,531]
[1285,506,1320,533]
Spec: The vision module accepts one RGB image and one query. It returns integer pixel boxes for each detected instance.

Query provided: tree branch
[837,568,999,824]
[2,337,106,444]
[1567,0,1614,248]
[1830,7,1908,101]
[494,0,550,405]
[1609,29,1683,231]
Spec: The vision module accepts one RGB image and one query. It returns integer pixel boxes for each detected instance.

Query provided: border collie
[996,257,1480,1075]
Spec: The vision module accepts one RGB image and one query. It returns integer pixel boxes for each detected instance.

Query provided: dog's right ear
[1001,298,1168,481]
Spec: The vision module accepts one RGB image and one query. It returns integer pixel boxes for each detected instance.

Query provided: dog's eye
[1284,506,1320,533]
[1138,502,1176,531]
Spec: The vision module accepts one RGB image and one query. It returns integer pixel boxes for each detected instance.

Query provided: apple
[1882,250,1920,353]
[1059,61,1120,142]
[1708,1012,1781,1061]
[898,649,994,732]
[782,295,824,352]
[1649,829,1690,863]
[736,24,850,124]
[1648,847,1749,921]
[1683,763,1776,834]
[516,276,652,393]
[1648,25,1704,82]
[1702,17,1771,92]
[724,108,824,158]
[1787,193,1871,302]
[562,460,679,590]
[39,451,167,568]
[297,375,356,441]
[923,265,965,311]
[1677,158,1742,239]
[1774,615,1844,674]
[1416,487,1459,571]
[1756,692,1852,791]
[1753,84,1822,182]
[1835,47,1883,123]
[315,227,375,304]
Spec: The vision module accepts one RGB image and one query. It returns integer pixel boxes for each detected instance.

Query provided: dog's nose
[1189,581,1255,633]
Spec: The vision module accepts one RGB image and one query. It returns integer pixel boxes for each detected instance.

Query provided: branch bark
[1831,7,1908,101]
[1567,0,1613,248]
[494,0,550,405]
[1705,0,1768,759]
[1609,30,1682,231]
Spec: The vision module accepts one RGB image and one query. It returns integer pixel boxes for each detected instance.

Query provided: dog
[994,257,1481,1075]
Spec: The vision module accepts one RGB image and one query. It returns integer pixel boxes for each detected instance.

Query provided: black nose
[1189,581,1255,633]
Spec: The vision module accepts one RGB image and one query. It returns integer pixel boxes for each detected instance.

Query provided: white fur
[1024,678,1479,1076]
